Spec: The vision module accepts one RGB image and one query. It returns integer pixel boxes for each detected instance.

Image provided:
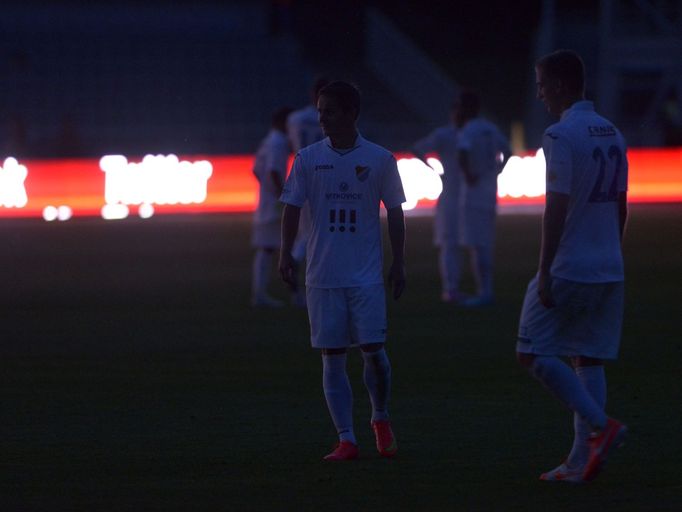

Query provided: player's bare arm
[270,170,284,198]
[386,205,406,300]
[538,191,569,308]
[618,191,628,242]
[279,204,301,286]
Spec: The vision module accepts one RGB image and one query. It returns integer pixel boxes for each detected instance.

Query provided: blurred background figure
[285,76,329,306]
[251,106,293,308]
[411,99,464,303]
[456,90,511,307]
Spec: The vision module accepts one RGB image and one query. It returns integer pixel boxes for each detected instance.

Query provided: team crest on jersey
[355,165,370,182]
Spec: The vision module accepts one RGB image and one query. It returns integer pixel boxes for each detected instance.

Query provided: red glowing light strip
[1,148,680,219]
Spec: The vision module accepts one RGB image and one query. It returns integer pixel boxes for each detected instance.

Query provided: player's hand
[279,252,297,289]
[537,271,555,308]
[387,261,406,300]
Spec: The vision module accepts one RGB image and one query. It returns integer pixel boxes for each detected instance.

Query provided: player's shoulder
[296,138,328,159]
[433,124,457,140]
[543,120,569,144]
[359,136,395,161]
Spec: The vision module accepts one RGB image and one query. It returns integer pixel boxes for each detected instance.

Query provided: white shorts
[306,284,387,349]
[251,220,280,249]
[460,206,496,248]
[516,275,624,360]
[433,195,460,247]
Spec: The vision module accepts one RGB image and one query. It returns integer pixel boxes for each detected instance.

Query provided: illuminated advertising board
[0,149,680,220]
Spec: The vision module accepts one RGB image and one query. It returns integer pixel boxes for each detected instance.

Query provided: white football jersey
[413,124,462,243]
[287,105,323,238]
[287,105,324,153]
[456,118,510,210]
[252,129,289,224]
[543,100,628,283]
[281,135,406,288]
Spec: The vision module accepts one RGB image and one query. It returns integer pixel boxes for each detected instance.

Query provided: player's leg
[577,282,627,481]
[517,278,626,481]
[438,241,463,302]
[517,353,607,430]
[460,207,495,306]
[360,342,391,423]
[350,285,396,457]
[471,243,494,302]
[321,347,357,459]
[290,236,307,307]
[251,247,283,307]
[566,356,606,469]
[308,287,357,460]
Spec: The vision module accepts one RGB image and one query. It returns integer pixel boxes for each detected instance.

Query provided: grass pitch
[1,204,681,511]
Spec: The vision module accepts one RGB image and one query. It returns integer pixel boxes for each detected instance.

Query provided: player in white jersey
[412,100,464,302]
[250,107,292,307]
[279,81,406,461]
[285,78,330,306]
[516,50,628,484]
[455,90,511,306]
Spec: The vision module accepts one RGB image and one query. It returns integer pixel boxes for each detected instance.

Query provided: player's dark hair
[458,89,480,121]
[318,81,361,118]
[536,49,585,95]
[311,76,330,103]
[272,106,293,131]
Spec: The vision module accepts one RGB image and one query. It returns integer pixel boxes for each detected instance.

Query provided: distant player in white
[279,81,406,461]
[285,77,330,306]
[412,100,464,302]
[455,90,511,306]
[516,50,628,483]
[251,106,292,307]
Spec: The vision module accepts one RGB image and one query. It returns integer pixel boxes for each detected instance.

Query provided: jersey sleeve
[495,127,511,155]
[542,127,572,195]
[380,154,406,209]
[413,128,440,156]
[265,138,289,179]
[280,153,307,207]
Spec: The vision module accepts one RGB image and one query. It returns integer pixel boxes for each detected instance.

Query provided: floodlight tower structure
[528,0,682,147]
[597,0,682,146]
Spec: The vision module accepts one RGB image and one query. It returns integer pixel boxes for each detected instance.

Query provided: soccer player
[411,100,464,302]
[455,90,511,306]
[250,106,292,307]
[285,77,330,306]
[279,81,406,461]
[516,49,628,483]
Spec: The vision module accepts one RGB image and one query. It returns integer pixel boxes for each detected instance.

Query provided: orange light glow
[0,149,680,219]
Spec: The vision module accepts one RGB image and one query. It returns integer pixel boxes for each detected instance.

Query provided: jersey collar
[561,100,594,120]
[325,133,365,155]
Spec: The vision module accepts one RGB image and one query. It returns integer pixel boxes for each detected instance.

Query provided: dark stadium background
[1,2,681,510]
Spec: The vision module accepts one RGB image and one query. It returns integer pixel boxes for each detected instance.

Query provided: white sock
[439,243,461,295]
[474,245,494,298]
[322,353,355,444]
[530,356,607,430]
[361,348,391,422]
[567,365,607,468]
[252,249,272,299]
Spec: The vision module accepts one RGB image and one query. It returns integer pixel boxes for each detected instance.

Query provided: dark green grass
[1,205,681,511]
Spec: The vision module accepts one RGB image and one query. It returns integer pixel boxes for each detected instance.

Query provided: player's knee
[360,342,384,354]
[516,352,535,369]
[322,347,347,356]
[571,355,603,367]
